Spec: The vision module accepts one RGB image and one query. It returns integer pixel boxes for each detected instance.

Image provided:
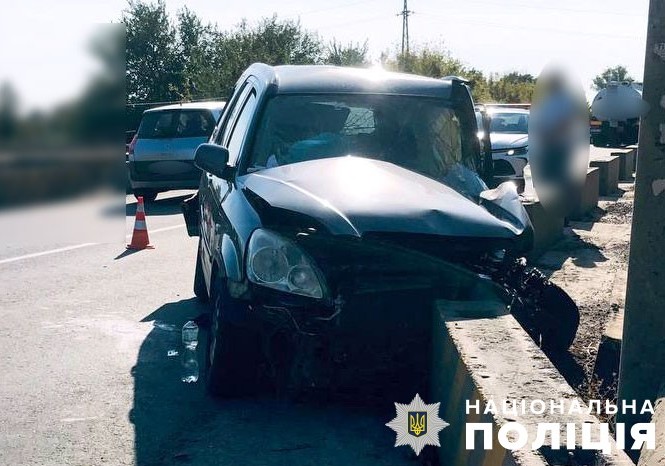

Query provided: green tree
[382,45,491,103]
[323,40,369,67]
[123,2,326,125]
[123,0,186,104]
[177,7,215,100]
[388,45,464,77]
[123,1,544,115]
[189,15,323,98]
[463,68,491,103]
[592,65,634,90]
[251,16,322,65]
[488,72,535,103]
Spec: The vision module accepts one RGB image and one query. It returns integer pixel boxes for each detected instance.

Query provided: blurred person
[529,66,589,216]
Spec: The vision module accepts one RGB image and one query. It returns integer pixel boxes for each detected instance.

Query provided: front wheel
[206,280,260,398]
[538,283,579,352]
[193,241,208,302]
[511,282,579,352]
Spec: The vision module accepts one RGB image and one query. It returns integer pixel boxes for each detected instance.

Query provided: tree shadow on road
[131,297,210,466]
[131,298,420,466]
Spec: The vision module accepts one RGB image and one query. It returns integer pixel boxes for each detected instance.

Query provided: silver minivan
[128,101,225,201]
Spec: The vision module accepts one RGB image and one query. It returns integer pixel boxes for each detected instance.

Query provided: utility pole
[397,0,413,57]
[617,0,665,436]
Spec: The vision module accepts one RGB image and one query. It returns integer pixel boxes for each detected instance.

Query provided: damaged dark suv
[183,64,579,397]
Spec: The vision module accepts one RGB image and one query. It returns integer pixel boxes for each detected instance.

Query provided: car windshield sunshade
[248,94,484,199]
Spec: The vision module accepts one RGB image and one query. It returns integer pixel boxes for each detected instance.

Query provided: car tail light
[128,133,138,156]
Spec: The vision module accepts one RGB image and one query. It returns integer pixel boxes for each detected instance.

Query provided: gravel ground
[533,183,634,406]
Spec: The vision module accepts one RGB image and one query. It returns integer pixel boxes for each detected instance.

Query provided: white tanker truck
[590,81,645,147]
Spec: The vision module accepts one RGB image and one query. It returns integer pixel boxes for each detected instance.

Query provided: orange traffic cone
[127,196,153,250]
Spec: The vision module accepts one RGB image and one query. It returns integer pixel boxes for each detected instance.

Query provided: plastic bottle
[522,164,537,202]
[181,321,199,383]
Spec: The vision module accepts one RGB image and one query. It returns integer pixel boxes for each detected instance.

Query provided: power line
[397,0,414,56]
[315,13,393,32]
[453,0,645,18]
[416,13,644,40]
[296,0,384,17]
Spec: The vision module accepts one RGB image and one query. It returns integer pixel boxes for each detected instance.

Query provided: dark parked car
[183,64,578,397]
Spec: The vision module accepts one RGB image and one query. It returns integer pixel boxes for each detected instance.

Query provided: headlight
[507,146,528,156]
[246,229,324,299]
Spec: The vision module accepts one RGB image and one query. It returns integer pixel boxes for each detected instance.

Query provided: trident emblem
[408,412,427,437]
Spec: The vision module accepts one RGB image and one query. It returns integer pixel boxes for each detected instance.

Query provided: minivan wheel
[206,280,259,398]
[193,241,208,302]
[135,190,158,203]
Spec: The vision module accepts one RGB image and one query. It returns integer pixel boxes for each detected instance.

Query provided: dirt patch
[533,184,633,411]
[596,201,634,225]
[604,240,630,264]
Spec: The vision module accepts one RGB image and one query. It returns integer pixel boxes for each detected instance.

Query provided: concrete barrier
[523,200,564,259]
[594,268,627,393]
[594,310,623,393]
[570,167,600,220]
[625,145,639,172]
[430,300,635,466]
[638,385,665,466]
[590,155,620,196]
[611,149,636,181]
[0,149,122,208]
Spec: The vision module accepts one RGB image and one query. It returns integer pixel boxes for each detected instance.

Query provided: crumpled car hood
[241,156,527,239]
[490,133,528,150]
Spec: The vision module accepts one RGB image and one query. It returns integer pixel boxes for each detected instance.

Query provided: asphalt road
[0,191,416,466]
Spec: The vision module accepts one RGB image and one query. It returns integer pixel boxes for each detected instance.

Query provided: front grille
[295,233,506,303]
[492,146,528,156]
[512,146,528,156]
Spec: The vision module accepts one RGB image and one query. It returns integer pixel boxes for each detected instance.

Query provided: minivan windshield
[247,94,484,197]
[138,110,216,139]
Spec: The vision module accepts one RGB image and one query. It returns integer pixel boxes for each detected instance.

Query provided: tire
[539,283,580,352]
[193,241,208,302]
[206,280,259,398]
[134,190,158,203]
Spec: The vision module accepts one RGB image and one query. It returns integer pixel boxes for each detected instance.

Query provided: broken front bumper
[242,235,511,394]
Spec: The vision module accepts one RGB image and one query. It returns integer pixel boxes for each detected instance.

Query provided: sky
[0,0,650,111]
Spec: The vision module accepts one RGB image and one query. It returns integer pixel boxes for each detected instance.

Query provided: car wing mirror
[194,143,230,179]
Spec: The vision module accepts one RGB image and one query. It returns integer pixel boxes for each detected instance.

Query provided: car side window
[225,90,258,166]
[215,83,252,146]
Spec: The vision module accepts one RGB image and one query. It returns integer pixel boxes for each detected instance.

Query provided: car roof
[144,101,226,113]
[246,64,455,98]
